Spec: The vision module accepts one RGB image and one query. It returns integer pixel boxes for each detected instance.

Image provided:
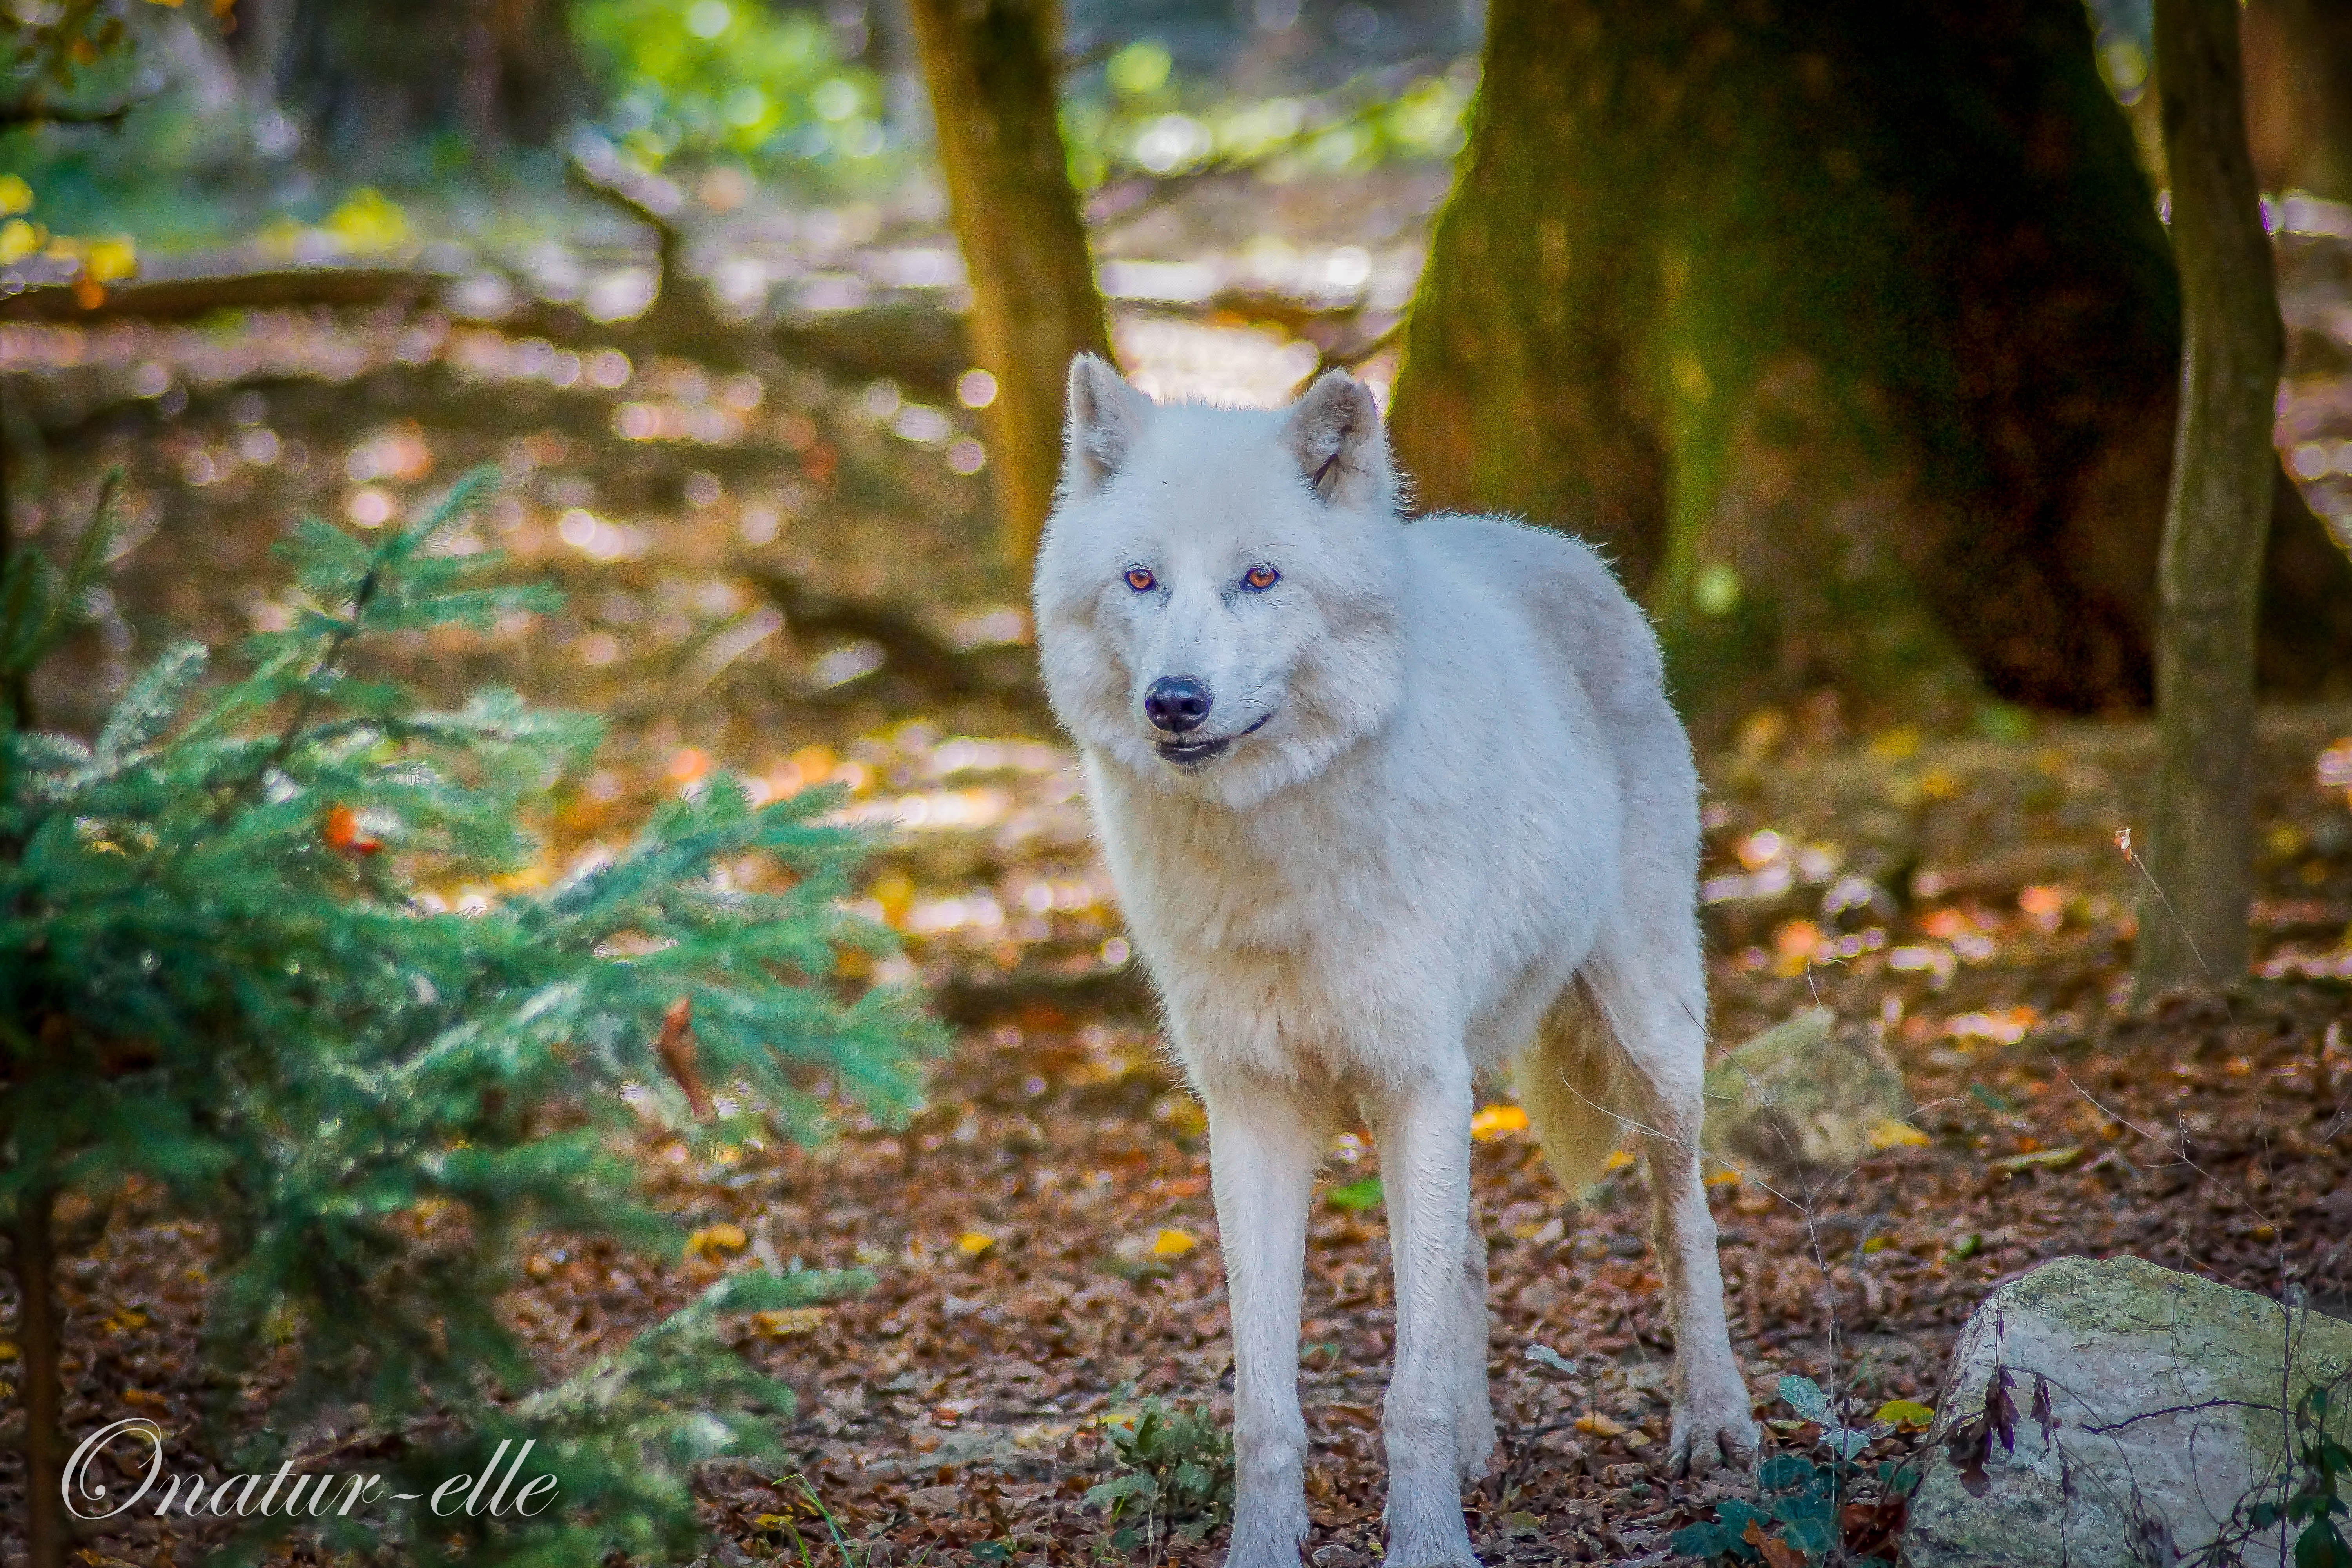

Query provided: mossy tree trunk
[2135,0,2282,996]
[1392,0,2352,733]
[904,0,1110,572]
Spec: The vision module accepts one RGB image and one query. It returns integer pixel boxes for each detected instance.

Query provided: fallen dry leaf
[685,1223,748,1258]
[1470,1104,1529,1141]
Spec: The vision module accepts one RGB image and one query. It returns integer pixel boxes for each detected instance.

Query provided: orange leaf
[655,997,714,1121]
[321,804,381,855]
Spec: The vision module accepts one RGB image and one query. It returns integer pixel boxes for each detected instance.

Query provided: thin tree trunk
[2136,0,2283,996]
[11,1183,66,1568]
[903,0,1110,571]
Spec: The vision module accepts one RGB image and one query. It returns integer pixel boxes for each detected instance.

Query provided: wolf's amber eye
[1124,567,1156,592]
[1242,564,1281,591]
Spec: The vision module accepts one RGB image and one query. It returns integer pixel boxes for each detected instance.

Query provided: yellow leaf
[686,1223,748,1258]
[1602,1148,1637,1173]
[869,873,915,929]
[83,236,136,284]
[753,1307,831,1338]
[1149,1227,1198,1257]
[1866,726,1923,762]
[955,1230,996,1256]
[323,186,409,253]
[0,219,37,265]
[1875,1399,1935,1430]
[1573,1410,1628,1437]
[1704,1167,1744,1188]
[0,1341,16,1362]
[1985,1145,2083,1174]
[1867,1118,1931,1151]
[1470,1104,1529,1142]
[0,175,29,216]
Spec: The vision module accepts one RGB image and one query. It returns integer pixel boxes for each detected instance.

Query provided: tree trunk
[1391,0,2352,733]
[2243,0,2352,201]
[904,0,1110,571]
[2134,0,2282,996]
[10,1184,66,1568]
[277,0,585,162]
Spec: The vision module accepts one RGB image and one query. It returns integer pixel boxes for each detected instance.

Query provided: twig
[2115,826,2230,1018]
[2041,1050,2277,1232]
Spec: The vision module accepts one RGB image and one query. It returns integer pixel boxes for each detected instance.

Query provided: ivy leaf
[1779,1374,1833,1426]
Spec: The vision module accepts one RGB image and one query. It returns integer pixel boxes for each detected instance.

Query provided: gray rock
[1905,1255,2352,1568]
[1701,1007,1912,1176]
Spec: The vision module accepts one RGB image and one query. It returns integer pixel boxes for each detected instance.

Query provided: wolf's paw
[1455,1408,1498,1482]
[1223,1499,1311,1568]
[1223,1543,1305,1568]
[1384,1497,1482,1568]
[1666,1380,1760,1477]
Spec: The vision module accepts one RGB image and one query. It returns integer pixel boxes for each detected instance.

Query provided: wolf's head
[1033,356,1408,808]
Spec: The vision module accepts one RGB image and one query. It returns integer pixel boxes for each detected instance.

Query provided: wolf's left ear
[1062,354,1152,497]
[1286,370,1391,513]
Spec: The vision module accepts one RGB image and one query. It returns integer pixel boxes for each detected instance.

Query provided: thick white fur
[1033,358,1759,1568]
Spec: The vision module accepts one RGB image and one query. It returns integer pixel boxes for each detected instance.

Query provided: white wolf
[1031,358,1759,1568]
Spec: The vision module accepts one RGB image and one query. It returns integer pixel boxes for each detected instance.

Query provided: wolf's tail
[1510,984,1626,1197]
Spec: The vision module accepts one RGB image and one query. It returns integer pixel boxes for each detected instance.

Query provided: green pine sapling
[0,471,942,1566]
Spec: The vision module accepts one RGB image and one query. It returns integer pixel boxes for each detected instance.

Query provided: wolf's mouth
[1154,712,1270,769]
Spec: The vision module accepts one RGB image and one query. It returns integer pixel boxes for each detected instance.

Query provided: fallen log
[0,265,972,400]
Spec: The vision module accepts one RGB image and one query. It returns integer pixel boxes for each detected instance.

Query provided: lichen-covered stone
[1700,1007,1910,1176]
[1904,1255,2352,1568]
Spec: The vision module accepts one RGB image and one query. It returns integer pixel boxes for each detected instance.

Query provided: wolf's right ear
[1063,354,1151,497]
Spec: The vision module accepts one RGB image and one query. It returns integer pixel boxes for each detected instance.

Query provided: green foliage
[572,0,894,186]
[0,469,942,1562]
[2245,1387,2352,1568]
[2,0,139,114]
[1084,1396,1235,1546]
[1670,1377,1919,1567]
[1060,42,1474,192]
[1325,1174,1383,1211]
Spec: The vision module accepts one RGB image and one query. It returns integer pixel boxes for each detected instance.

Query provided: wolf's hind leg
[1585,942,1759,1477]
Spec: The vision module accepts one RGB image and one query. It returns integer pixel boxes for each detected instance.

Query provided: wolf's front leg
[1206,1082,1324,1568]
[1368,1063,1483,1568]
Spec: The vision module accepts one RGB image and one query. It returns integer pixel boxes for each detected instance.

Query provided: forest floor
[2,289,2350,1567]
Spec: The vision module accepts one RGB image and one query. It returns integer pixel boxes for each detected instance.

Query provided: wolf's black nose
[1144,676,1212,734]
